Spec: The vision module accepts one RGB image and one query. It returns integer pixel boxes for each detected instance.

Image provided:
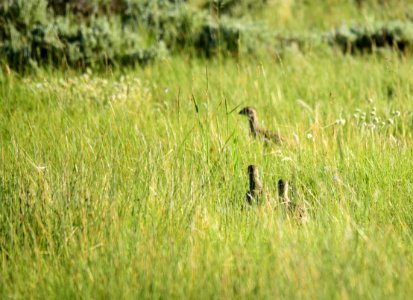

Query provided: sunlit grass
[1,47,413,299]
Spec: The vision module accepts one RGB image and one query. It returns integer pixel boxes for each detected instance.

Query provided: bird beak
[238,109,244,115]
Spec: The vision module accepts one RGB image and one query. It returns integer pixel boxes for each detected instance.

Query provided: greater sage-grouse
[278,179,308,223]
[239,106,284,145]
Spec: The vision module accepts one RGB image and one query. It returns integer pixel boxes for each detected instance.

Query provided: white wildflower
[335,118,346,126]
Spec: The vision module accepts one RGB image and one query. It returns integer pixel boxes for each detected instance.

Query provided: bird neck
[249,173,262,194]
[248,116,258,137]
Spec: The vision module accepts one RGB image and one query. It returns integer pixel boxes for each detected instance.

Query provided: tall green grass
[1,48,413,298]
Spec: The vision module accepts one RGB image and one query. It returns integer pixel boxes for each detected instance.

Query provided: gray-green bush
[330,21,413,53]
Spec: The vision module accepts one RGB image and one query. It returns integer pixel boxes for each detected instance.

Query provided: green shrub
[201,0,268,17]
[330,21,413,53]
[119,1,265,57]
[194,17,263,57]
[47,0,122,16]
[0,0,158,70]
[0,0,48,39]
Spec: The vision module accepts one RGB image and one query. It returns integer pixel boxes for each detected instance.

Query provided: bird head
[239,106,257,120]
[247,165,258,176]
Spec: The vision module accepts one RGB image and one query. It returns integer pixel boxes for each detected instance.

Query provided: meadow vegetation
[1,0,413,299]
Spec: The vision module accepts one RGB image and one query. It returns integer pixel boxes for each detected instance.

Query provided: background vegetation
[1,0,413,299]
[1,0,413,70]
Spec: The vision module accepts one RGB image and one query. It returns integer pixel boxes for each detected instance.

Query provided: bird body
[278,179,308,223]
[245,165,263,205]
[239,106,284,145]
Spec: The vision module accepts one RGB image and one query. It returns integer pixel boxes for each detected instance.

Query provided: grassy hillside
[2,1,413,299]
